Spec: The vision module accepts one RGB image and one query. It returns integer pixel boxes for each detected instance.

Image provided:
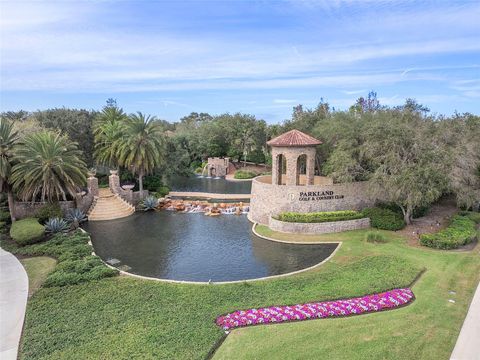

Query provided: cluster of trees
[0,119,88,221]
[2,93,479,224]
[275,97,480,223]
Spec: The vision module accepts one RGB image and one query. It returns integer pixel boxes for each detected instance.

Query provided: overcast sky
[1,0,479,123]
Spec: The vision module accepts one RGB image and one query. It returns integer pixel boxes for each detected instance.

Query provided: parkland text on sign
[299,191,345,201]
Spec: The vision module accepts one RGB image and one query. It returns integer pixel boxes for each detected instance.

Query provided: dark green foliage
[33,108,96,167]
[142,174,163,192]
[9,218,45,245]
[156,185,170,197]
[362,207,406,230]
[0,210,11,224]
[365,231,387,243]
[277,210,364,223]
[420,214,478,249]
[234,170,257,179]
[35,202,62,224]
[7,230,117,286]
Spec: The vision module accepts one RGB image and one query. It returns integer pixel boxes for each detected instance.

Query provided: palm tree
[116,112,164,192]
[0,117,20,221]
[11,130,87,202]
[93,106,127,168]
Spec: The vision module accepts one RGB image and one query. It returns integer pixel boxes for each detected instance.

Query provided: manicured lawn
[214,226,480,359]
[20,256,57,296]
[12,225,479,359]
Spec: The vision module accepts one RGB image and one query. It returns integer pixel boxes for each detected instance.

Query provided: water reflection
[167,175,252,194]
[84,212,338,282]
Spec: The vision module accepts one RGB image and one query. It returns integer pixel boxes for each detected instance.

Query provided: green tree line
[2,93,479,223]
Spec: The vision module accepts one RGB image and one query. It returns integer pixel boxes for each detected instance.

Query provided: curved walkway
[450,281,480,360]
[0,248,28,360]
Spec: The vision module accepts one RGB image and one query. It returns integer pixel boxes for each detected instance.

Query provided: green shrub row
[234,170,257,179]
[276,210,365,223]
[7,230,118,286]
[362,207,406,231]
[10,218,45,245]
[420,213,478,250]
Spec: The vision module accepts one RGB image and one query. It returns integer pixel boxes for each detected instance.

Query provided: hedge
[420,213,479,250]
[362,208,406,231]
[10,218,45,246]
[277,210,364,223]
[234,170,257,179]
[6,230,118,286]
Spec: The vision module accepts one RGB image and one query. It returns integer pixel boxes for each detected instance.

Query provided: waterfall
[201,164,209,177]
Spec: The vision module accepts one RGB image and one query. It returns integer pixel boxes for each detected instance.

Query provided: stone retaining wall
[13,201,75,220]
[250,175,375,225]
[269,216,370,234]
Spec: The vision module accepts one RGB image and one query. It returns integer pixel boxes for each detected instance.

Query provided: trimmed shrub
[142,175,163,192]
[365,231,387,243]
[234,170,257,179]
[362,207,405,231]
[35,203,62,224]
[277,210,364,223]
[420,214,478,250]
[156,185,170,197]
[10,218,45,245]
[0,210,11,223]
[6,230,118,286]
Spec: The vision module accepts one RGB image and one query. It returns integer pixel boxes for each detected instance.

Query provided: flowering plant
[216,288,414,330]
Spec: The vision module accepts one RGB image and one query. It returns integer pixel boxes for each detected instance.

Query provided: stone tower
[267,129,322,186]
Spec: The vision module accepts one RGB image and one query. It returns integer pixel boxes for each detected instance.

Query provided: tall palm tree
[116,112,164,192]
[93,106,127,168]
[0,117,19,221]
[11,130,87,202]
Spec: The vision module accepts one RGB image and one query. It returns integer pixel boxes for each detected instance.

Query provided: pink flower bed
[216,288,414,330]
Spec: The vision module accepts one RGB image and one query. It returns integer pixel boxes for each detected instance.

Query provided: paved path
[169,191,251,200]
[450,281,480,360]
[0,248,28,360]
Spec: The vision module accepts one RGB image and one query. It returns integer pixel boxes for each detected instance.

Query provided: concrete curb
[0,248,29,360]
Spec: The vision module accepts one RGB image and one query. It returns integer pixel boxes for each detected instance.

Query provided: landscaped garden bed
[420,212,479,249]
[216,288,414,330]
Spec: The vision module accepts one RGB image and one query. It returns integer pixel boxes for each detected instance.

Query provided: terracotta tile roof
[267,129,322,147]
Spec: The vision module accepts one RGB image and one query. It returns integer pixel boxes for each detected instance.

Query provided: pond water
[167,175,252,194]
[84,212,338,282]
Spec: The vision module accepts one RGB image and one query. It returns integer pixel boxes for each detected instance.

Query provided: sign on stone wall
[298,190,345,201]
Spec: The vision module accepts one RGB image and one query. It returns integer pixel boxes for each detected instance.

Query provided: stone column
[87,176,99,197]
[306,153,315,185]
[286,153,297,185]
[109,171,120,193]
[271,149,279,185]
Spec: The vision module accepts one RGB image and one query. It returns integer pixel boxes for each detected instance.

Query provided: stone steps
[88,190,135,221]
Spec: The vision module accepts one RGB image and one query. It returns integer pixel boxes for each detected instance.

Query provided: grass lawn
[214,226,480,359]
[20,257,57,296]
[9,224,479,359]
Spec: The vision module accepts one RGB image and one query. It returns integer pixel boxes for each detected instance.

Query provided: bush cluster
[277,210,364,223]
[362,207,406,231]
[10,218,45,245]
[234,170,257,179]
[10,230,118,286]
[420,214,478,250]
[35,203,62,224]
[365,231,387,243]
